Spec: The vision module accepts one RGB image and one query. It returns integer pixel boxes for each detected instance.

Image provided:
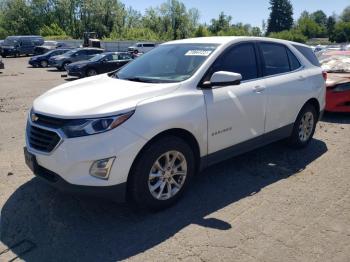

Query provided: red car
[319,51,350,112]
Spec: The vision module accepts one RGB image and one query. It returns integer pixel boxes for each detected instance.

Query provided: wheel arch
[303,98,320,120]
[126,128,201,196]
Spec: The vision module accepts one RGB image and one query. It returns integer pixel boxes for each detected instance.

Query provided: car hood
[326,73,350,87]
[33,74,181,118]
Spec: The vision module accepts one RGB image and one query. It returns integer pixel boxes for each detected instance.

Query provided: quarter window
[260,43,290,76]
[208,43,258,81]
[287,49,301,71]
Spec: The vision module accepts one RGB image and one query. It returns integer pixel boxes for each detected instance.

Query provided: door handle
[253,85,266,93]
[298,75,306,81]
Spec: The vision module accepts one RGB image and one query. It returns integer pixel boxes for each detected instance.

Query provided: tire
[40,60,48,68]
[86,68,97,77]
[128,136,195,211]
[2,55,6,58]
[288,104,318,148]
[62,62,70,71]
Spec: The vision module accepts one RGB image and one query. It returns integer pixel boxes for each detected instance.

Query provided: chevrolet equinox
[24,37,326,210]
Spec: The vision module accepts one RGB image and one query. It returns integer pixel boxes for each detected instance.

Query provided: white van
[128,42,157,54]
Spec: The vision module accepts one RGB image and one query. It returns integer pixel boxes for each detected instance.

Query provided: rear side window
[209,43,258,81]
[293,45,320,66]
[286,49,301,71]
[260,43,290,76]
[144,44,155,47]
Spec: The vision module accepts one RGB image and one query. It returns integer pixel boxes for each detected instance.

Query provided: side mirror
[202,71,242,88]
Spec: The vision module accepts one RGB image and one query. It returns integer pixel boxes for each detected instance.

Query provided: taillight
[322,71,327,81]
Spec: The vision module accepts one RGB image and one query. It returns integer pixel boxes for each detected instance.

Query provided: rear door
[20,39,33,55]
[258,42,306,133]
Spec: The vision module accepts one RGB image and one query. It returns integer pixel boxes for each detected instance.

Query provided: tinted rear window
[293,45,320,66]
[260,43,290,76]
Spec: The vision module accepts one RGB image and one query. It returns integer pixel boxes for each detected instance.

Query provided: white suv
[25,37,326,210]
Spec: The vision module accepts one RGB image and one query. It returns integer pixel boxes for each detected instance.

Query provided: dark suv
[48,48,104,70]
[1,35,44,57]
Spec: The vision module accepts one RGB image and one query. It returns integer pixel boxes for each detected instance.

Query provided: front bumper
[1,48,17,56]
[25,117,148,200]
[28,60,39,67]
[67,68,84,78]
[24,148,127,202]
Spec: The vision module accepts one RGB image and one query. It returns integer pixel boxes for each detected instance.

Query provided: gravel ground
[0,57,349,262]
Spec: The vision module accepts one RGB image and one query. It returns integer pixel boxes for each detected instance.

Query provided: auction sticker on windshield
[185,50,213,56]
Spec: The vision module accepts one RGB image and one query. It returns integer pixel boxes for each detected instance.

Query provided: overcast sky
[122,0,349,27]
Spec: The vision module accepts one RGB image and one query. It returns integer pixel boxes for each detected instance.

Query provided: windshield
[3,37,17,46]
[319,52,350,73]
[115,43,218,83]
[89,53,105,62]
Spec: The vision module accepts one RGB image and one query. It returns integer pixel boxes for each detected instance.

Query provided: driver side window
[206,43,258,82]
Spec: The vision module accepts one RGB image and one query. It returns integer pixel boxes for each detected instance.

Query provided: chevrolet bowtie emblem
[31,113,39,122]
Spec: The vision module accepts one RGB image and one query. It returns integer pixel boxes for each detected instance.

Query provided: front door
[203,43,267,154]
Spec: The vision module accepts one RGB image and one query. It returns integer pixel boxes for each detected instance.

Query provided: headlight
[62,111,134,138]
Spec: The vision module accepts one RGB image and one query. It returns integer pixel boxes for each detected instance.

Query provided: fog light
[89,157,115,180]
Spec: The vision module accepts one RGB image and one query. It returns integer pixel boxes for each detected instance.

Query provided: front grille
[28,125,61,153]
[34,113,68,129]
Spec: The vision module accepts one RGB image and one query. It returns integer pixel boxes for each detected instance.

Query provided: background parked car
[0,56,4,70]
[0,35,44,57]
[48,48,104,70]
[319,51,350,112]
[127,42,156,54]
[29,48,72,68]
[66,52,132,78]
[33,41,68,55]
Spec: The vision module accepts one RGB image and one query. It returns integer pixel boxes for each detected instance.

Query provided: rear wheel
[128,136,195,210]
[288,104,318,148]
[40,60,48,68]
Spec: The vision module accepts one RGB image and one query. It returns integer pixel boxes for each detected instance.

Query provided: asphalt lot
[0,57,349,262]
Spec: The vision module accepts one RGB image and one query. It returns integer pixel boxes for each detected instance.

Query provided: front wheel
[128,136,195,210]
[62,62,70,71]
[40,60,48,68]
[288,104,318,148]
[86,68,97,77]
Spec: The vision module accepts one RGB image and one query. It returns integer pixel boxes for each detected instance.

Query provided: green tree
[267,0,294,34]
[341,6,350,22]
[208,12,231,34]
[194,25,210,37]
[333,22,350,42]
[297,14,323,38]
[39,23,66,37]
[327,16,336,42]
[269,29,307,43]
[310,10,327,27]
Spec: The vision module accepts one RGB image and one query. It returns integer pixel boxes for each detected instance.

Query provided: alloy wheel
[148,151,187,201]
[298,111,314,142]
